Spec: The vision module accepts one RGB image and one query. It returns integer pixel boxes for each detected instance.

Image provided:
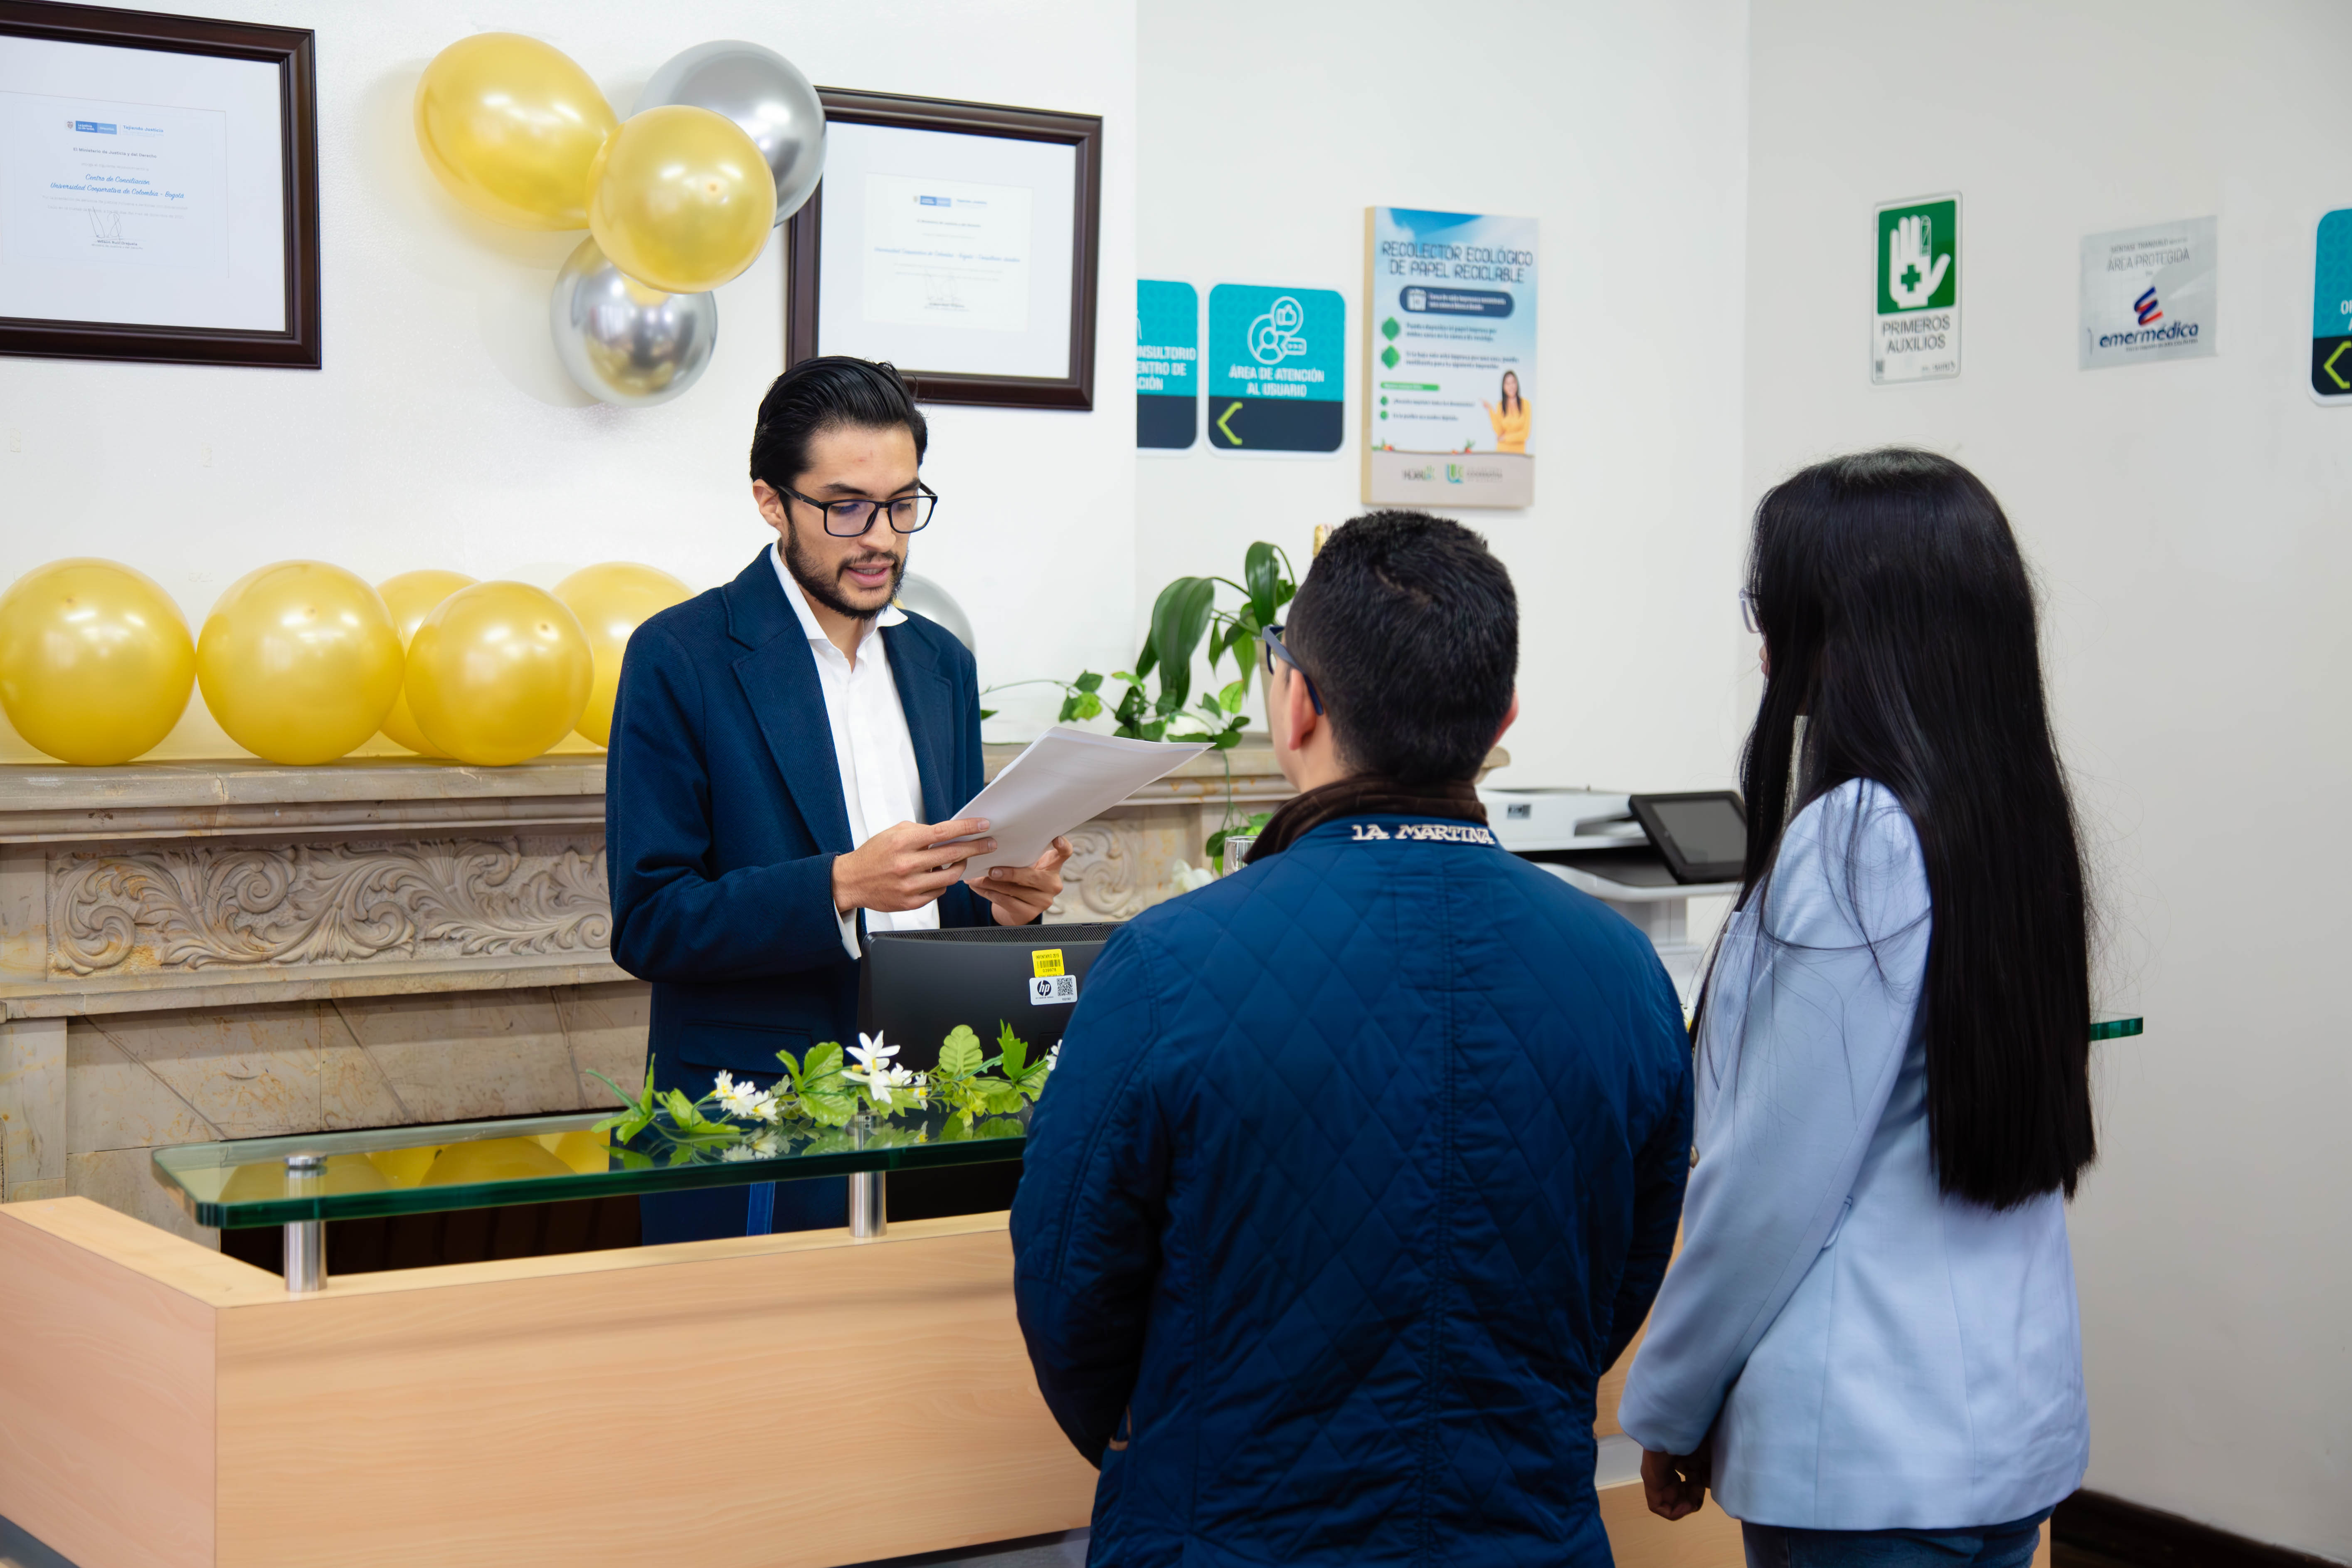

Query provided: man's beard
[782,524,904,621]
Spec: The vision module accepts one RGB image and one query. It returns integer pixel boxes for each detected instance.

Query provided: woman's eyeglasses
[1256,623,1324,715]
[779,482,939,537]
[1739,590,1761,634]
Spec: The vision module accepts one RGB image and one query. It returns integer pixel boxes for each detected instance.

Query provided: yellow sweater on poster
[1484,397,1531,453]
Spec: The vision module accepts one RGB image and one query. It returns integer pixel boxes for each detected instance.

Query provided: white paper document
[861,171,1035,333]
[952,727,1209,883]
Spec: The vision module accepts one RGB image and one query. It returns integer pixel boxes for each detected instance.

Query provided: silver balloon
[636,41,825,227]
[550,237,717,407]
[894,573,976,656]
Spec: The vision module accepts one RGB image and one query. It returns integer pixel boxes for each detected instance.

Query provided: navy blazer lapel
[724,552,854,855]
[882,621,957,826]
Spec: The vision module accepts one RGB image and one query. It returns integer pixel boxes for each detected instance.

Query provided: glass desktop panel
[151,1106,1027,1230]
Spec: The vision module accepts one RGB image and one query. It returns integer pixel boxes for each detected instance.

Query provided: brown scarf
[1245,775,1489,863]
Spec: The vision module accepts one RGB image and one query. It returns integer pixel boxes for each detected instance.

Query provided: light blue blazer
[1617,780,2088,1530]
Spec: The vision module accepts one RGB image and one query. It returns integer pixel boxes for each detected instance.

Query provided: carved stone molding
[1055,823,1150,922]
[49,837,610,976]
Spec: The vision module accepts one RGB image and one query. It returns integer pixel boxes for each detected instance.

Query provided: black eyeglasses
[1256,623,1324,715]
[779,481,938,537]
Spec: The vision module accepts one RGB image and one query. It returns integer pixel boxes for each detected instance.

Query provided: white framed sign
[785,90,1101,409]
[0,2,319,368]
[2081,216,2216,370]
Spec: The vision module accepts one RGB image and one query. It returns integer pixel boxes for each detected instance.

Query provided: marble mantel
[0,741,1467,1236]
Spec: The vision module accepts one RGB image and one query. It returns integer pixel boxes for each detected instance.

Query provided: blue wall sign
[1137,280,1199,449]
[1205,284,1345,453]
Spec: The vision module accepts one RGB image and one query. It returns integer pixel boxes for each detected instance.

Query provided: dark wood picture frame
[786,89,1101,410]
[0,0,321,369]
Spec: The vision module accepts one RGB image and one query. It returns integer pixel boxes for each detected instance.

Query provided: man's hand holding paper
[949,726,1211,885]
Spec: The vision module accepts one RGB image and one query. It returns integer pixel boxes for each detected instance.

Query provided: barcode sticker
[1031,948,1065,978]
[1028,974,1078,1005]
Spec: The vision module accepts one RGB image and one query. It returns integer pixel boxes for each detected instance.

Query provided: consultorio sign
[1362,207,1538,509]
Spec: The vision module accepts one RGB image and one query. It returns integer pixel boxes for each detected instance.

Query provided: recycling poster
[1874,194,1960,385]
[1362,207,1538,508]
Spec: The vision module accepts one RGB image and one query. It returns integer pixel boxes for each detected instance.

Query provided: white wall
[1743,1,2351,1556]
[0,0,1137,758]
[1133,0,1756,794]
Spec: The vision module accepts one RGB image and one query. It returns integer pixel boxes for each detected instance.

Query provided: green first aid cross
[1207,284,1345,452]
[1873,194,1961,385]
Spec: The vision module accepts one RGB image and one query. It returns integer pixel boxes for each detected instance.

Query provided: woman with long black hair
[1620,449,2096,1566]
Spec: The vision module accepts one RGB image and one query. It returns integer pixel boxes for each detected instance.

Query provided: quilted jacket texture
[1010,813,1694,1568]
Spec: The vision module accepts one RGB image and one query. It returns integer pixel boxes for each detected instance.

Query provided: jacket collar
[724,551,852,852]
[721,548,962,846]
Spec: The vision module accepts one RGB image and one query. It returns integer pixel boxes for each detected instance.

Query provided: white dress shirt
[772,545,939,959]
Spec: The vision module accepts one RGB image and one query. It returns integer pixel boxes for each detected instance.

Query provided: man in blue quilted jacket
[1011,511,1694,1567]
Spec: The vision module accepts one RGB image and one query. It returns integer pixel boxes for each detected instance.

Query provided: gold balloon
[0,558,195,765]
[219,1152,388,1203]
[587,105,776,293]
[368,1144,442,1188]
[405,581,593,767]
[413,32,617,230]
[375,570,478,756]
[535,1128,613,1176]
[553,562,690,747]
[419,1136,573,1186]
[197,562,404,766]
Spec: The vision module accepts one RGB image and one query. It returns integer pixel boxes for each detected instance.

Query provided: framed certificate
[0,1,321,368]
[786,89,1101,409]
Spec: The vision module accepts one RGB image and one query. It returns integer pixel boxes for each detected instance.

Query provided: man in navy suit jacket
[606,357,1070,1241]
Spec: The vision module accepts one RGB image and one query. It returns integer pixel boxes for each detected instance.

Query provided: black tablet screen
[1651,797,1746,870]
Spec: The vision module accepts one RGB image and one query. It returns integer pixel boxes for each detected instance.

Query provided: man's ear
[1492,689,1520,747]
[1275,664,1319,754]
[752,481,788,538]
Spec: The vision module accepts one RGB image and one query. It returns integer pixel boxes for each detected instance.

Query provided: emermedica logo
[2134,287,2163,325]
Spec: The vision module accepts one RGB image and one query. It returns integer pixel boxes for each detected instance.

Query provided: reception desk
[0,1106,1747,1568]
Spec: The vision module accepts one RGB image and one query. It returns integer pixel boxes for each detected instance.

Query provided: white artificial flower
[747,1131,782,1157]
[1047,1042,1062,1074]
[720,1143,758,1162]
[1169,859,1215,893]
[844,1033,903,1102]
[713,1072,774,1121]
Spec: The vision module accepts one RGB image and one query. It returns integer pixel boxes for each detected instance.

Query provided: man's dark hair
[1284,510,1517,783]
[749,356,928,491]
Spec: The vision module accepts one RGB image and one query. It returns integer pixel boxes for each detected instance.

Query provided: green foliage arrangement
[585,1024,1055,1164]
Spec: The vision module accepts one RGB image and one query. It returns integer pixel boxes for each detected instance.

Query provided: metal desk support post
[848,1114,885,1238]
[284,1153,325,1293]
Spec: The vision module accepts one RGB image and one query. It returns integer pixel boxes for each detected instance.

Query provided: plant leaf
[1075,671,1104,693]
[1218,678,1248,714]
[1149,577,1217,713]
[997,1021,1029,1078]
[979,708,997,722]
[939,1030,984,1080]
[1245,541,1281,628]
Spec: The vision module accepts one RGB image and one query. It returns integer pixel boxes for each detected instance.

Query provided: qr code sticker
[1028,974,1078,1006]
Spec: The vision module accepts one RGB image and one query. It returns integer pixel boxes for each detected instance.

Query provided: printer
[1476,787,1746,1005]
